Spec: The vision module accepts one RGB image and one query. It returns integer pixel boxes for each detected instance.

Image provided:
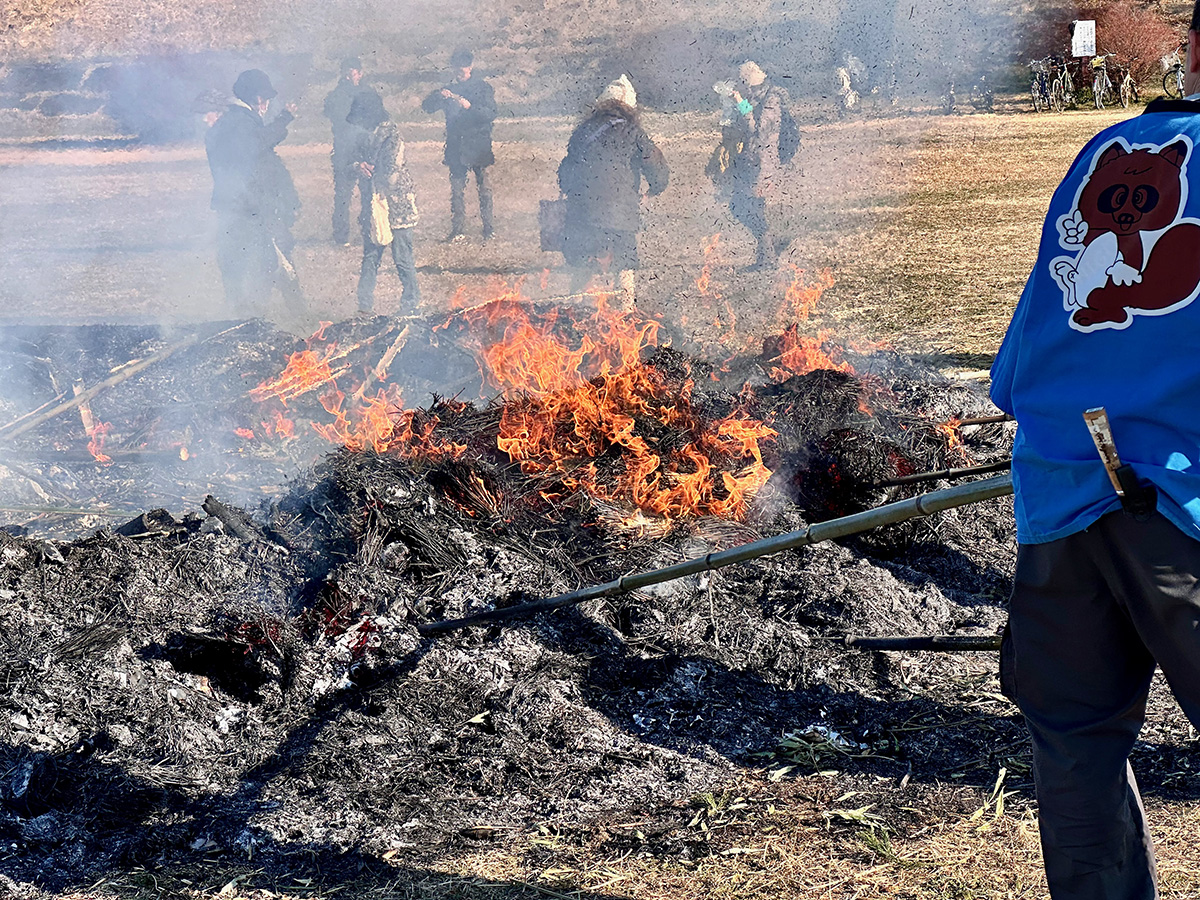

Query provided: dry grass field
[0,97,1133,362]
[6,94,1200,900]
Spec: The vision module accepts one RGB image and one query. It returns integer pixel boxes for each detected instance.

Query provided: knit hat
[450,48,474,68]
[598,73,637,109]
[232,69,277,104]
[739,60,767,87]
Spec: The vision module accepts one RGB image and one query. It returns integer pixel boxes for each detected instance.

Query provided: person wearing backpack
[728,60,799,270]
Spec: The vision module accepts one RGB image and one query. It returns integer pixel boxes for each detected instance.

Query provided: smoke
[0,0,1027,536]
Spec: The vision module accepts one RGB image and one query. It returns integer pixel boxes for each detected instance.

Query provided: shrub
[1091,0,1181,84]
[1022,0,1179,84]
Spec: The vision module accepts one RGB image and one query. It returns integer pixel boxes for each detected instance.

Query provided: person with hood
[324,57,369,245]
[347,90,421,315]
[205,69,298,313]
[728,60,789,270]
[556,74,669,309]
[421,48,498,242]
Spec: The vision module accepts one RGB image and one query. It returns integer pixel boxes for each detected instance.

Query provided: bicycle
[1114,60,1140,108]
[1029,58,1053,112]
[1163,46,1186,99]
[1054,57,1078,109]
[1091,55,1116,109]
[969,75,995,112]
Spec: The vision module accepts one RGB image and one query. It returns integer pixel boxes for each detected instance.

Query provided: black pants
[331,164,362,244]
[1006,510,1200,900]
[449,164,493,236]
[215,212,274,314]
[357,228,420,312]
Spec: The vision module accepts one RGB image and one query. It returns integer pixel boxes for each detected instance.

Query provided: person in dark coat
[205,69,298,313]
[556,74,669,309]
[347,91,421,315]
[421,48,497,241]
[323,57,368,245]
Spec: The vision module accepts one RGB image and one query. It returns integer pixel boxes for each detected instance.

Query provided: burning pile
[0,270,1024,893]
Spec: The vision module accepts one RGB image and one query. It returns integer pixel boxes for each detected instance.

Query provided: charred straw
[418,473,1014,635]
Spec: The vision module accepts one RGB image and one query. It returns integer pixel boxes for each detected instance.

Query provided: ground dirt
[2,94,1200,900]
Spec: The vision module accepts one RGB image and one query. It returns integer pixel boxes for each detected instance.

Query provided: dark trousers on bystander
[215,212,275,313]
[332,165,364,244]
[1004,509,1200,900]
[449,164,493,238]
[357,228,421,313]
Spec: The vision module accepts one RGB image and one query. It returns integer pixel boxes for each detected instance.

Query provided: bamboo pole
[841,634,1001,651]
[418,474,1014,635]
[0,322,254,443]
[873,459,1011,489]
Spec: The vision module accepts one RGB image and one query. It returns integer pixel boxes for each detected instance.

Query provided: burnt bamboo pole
[840,634,1001,651]
[955,413,1013,427]
[418,473,1014,635]
[0,323,250,442]
[873,459,1011,489]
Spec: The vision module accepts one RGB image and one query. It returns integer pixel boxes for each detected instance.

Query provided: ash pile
[0,297,1018,892]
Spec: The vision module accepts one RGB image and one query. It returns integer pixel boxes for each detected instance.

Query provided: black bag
[778,102,800,164]
[539,197,568,253]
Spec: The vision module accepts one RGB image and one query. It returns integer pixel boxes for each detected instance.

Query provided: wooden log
[352,324,410,403]
[201,495,263,543]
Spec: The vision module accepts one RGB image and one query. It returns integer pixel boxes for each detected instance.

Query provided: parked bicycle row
[1028,52,1142,112]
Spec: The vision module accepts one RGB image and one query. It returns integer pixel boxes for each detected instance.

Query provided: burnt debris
[0,310,1024,890]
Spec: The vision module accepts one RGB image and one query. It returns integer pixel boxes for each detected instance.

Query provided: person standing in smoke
[347,91,422,315]
[323,57,369,246]
[728,60,789,270]
[557,74,668,311]
[205,69,300,314]
[421,48,497,242]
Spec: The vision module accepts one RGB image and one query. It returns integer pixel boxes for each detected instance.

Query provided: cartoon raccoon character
[1052,137,1200,330]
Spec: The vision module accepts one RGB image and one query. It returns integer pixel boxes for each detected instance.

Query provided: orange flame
[87,421,112,464]
[450,288,776,521]
[936,417,964,452]
[779,266,836,329]
[766,268,853,381]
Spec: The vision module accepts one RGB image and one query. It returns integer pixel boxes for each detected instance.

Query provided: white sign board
[1072,20,1096,58]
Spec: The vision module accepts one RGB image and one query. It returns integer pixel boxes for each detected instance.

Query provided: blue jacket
[992,99,1200,544]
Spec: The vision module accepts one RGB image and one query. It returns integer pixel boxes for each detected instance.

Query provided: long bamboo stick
[873,459,1011,489]
[417,474,1015,635]
[0,340,199,442]
[0,321,250,443]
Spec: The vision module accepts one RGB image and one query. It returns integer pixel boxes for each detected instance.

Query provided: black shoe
[482,227,495,242]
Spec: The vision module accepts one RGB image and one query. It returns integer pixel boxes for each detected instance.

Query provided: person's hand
[285,102,298,115]
[440,88,454,99]
[731,89,743,104]
[358,162,374,177]
[458,97,471,109]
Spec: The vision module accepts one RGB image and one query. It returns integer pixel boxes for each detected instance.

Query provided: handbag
[369,192,393,246]
[539,197,568,253]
